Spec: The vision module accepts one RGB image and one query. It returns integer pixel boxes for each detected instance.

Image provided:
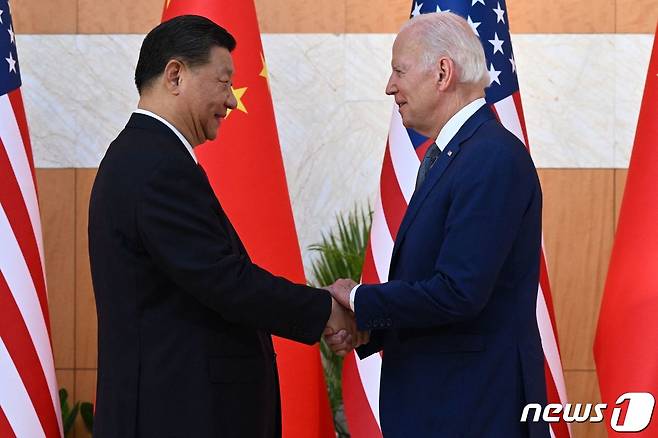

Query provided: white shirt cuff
[349,284,360,312]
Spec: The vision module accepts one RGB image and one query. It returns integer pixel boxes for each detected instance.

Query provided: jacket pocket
[207,355,265,383]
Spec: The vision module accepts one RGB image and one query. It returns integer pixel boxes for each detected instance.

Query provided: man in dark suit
[328,12,550,438]
[89,15,356,438]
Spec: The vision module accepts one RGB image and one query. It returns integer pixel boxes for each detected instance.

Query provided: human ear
[164,59,184,94]
[437,57,455,90]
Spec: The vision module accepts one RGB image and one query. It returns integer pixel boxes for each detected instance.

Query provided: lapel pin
[447,151,453,157]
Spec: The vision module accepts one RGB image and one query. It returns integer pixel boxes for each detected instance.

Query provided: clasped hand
[323,278,369,356]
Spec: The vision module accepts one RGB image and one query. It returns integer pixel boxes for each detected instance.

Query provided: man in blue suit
[328,12,549,437]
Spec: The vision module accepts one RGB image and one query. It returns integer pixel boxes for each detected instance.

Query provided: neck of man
[137,94,203,147]
[427,85,485,140]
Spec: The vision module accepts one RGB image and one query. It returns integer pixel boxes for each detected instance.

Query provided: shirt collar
[434,97,486,152]
[133,109,198,164]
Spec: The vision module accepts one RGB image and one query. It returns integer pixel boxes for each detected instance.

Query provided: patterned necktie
[414,143,441,191]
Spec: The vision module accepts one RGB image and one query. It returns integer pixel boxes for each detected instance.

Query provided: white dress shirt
[348,97,487,312]
[133,109,198,164]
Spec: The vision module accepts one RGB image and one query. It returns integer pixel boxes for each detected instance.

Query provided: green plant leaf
[63,402,79,437]
[80,402,94,433]
[59,387,93,437]
[309,203,372,437]
[59,388,70,419]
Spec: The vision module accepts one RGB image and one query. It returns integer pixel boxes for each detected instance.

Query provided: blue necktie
[414,143,440,191]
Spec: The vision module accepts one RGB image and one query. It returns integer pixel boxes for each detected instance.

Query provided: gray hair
[401,12,489,89]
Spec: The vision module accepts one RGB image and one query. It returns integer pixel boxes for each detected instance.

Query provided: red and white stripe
[0,89,63,437]
[342,94,571,437]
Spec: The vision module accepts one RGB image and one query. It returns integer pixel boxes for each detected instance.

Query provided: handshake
[322,278,370,356]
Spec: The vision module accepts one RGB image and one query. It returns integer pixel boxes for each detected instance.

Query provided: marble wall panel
[263,35,348,269]
[614,34,653,168]
[17,35,142,167]
[513,34,616,167]
[17,33,652,279]
[263,34,345,106]
[345,34,396,102]
[301,100,391,266]
[18,34,651,170]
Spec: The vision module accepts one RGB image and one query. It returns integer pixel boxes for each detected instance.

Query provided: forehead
[206,46,234,75]
[392,28,423,64]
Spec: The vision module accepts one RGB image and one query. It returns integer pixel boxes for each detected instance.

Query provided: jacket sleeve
[356,330,385,359]
[136,157,331,344]
[355,144,540,331]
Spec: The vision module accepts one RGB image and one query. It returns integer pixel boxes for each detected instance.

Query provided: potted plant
[309,205,372,437]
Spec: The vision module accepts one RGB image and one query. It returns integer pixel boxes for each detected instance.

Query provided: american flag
[0,0,63,436]
[341,1,572,437]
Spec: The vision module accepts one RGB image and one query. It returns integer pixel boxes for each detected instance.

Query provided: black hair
[134,15,236,94]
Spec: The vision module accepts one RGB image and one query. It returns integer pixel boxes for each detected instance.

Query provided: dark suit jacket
[355,106,550,438]
[88,113,331,438]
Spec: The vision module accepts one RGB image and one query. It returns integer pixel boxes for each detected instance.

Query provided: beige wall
[24,0,654,436]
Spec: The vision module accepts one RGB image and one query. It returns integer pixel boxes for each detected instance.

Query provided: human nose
[385,73,397,96]
[226,89,237,110]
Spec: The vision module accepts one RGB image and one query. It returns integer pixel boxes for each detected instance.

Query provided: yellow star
[259,52,269,80]
[226,86,248,117]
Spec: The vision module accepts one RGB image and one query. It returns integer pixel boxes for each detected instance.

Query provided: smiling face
[179,46,238,144]
[385,29,442,136]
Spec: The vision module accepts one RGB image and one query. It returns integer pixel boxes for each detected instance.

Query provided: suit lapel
[129,112,249,258]
[390,106,495,265]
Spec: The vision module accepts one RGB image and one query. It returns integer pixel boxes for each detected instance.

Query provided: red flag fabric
[160,2,335,437]
[341,2,571,436]
[0,0,63,435]
[594,23,658,436]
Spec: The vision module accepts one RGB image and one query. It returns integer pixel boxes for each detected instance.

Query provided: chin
[399,112,412,128]
[205,126,219,141]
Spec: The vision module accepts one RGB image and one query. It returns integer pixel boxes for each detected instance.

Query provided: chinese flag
[161,2,335,437]
[594,24,658,436]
